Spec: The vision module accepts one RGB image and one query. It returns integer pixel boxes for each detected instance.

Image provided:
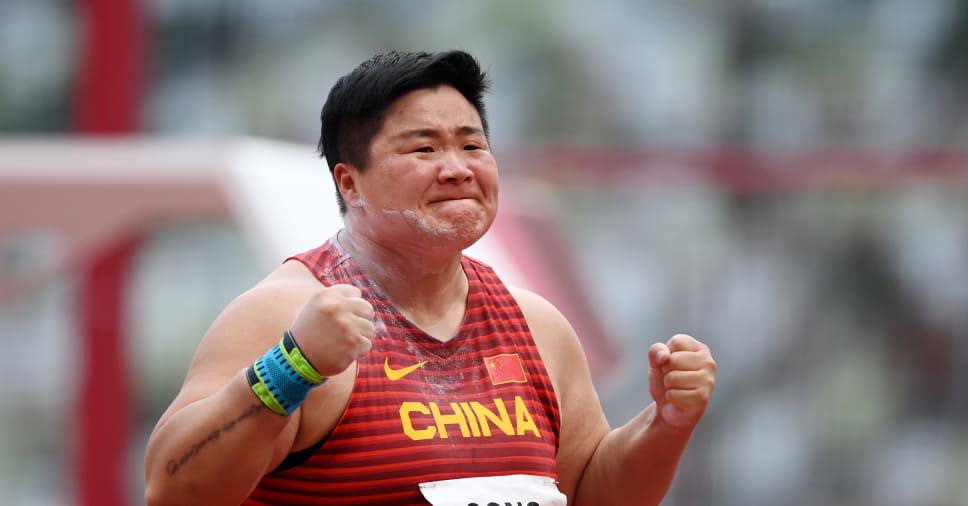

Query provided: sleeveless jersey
[244,235,561,505]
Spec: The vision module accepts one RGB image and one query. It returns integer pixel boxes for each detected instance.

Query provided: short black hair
[318,50,491,213]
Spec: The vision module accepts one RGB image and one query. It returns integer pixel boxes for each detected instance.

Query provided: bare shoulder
[168,260,322,411]
[506,285,584,371]
[203,260,321,350]
[506,286,570,339]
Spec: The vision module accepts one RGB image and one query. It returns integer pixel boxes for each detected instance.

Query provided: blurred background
[2,0,967,505]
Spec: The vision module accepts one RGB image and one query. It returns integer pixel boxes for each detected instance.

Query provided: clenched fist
[648,334,716,430]
[288,284,375,377]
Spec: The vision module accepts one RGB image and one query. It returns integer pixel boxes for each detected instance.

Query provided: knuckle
[709,358,718,373]
[663,375,676,388]
[310,291,339,312]
[671,333,693,344]
[697,389,712,404]
[341,284,363,297]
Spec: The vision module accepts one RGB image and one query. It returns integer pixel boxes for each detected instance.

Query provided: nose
[437,152,474,184]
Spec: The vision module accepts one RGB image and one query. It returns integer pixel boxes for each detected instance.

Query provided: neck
[338,227,468,332]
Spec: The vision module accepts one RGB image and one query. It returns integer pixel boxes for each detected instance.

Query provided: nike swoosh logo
[384,357,428,381]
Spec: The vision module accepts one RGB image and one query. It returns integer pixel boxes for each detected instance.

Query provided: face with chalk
[334,84,499,259]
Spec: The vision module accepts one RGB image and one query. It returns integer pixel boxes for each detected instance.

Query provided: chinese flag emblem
[484,354,528,385]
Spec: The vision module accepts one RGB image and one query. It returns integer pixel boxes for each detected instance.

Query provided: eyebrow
[395,126,485,140]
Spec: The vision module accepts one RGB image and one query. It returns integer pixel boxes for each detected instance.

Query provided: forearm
[145,370,291,506]
[573,404,694,506]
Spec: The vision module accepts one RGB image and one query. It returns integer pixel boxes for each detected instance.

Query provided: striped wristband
[246,330,327,416]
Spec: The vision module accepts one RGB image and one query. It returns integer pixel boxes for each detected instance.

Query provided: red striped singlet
[243,235,561,505]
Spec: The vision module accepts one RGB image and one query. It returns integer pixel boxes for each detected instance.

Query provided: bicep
[152,285,303,463]
[159,296,281,420]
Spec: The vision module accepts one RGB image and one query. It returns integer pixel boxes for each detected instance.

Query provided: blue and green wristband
[246,330,327,416]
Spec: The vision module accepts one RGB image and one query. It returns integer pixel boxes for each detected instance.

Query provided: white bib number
[418,474,567,506]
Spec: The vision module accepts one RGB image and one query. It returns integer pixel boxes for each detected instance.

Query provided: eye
[463,144,482,151]
[413,146,434,153]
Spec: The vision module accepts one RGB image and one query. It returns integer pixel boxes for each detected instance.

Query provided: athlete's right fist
[288,284,375,377]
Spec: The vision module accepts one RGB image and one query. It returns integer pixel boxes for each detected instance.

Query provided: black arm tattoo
[166,403,263,476]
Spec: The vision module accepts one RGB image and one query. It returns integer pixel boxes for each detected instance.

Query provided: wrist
[247,330,328,416]
[648,404,698,439]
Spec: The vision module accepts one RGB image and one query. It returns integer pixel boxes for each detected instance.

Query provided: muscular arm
[574,335,715,505]
[144,280,304,506]
[512,287,715,506]
[145,262,374,505]
[573,404,694,505]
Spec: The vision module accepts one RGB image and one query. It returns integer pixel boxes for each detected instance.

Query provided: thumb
[648,343,669,403]
[649,342,670,369]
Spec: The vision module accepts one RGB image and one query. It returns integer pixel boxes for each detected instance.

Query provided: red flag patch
[484,353,528,385]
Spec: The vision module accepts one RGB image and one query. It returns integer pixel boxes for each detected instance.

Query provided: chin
[421,217,492,251]
[426,224,484,247]
[422,204,490,231]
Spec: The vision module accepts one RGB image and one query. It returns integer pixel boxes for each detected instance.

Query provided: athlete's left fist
[648,334,716,431]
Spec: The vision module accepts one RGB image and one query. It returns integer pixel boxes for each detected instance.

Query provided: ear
[333,162,360,208]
